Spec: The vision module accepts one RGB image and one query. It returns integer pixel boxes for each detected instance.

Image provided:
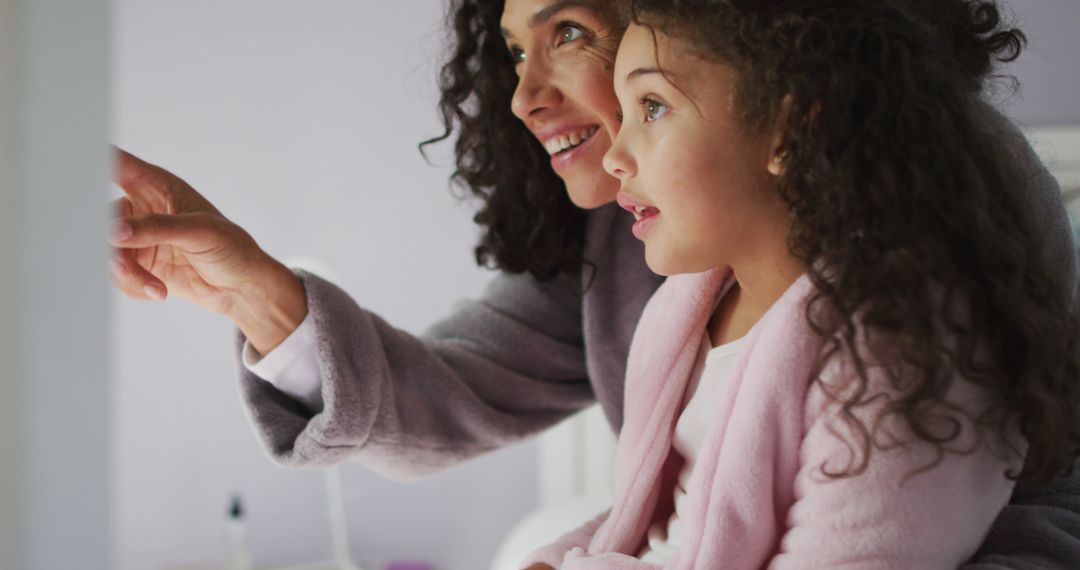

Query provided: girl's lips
[631,210,659,240]
[616,192,661,240]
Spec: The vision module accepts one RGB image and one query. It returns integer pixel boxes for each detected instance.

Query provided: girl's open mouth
[616,192,661,240]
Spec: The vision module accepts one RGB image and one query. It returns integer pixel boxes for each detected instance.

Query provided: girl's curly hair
[631,0,1080,485]
[422,0,611,280]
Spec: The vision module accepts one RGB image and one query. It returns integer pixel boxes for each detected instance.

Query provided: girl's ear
[767,95,793,176]
[767,149,786,176]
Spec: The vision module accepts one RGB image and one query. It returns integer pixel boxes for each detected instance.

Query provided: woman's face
[604,24,787,276]
[500,0,624,209]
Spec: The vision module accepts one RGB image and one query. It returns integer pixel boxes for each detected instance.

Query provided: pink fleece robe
[523,268,1022,569]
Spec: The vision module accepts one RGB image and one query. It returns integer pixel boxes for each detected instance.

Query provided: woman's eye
[641,98,669,123]
[506,43,526,64]
[557,24,585,46]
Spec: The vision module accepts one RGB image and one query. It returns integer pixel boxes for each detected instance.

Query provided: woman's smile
[547,123,605,174]
[541,124,599,156]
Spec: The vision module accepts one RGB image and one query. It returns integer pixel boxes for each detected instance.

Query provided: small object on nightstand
[226,494,254,570]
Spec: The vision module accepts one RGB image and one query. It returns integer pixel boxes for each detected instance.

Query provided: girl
[523,0,1080,567]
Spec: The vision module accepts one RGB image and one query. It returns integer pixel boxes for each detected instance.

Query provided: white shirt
[242,311,324,413]
[638,336,743,565]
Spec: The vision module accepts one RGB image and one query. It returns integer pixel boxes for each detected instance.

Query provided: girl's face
[501,0,624,209]
[604,24,788,277]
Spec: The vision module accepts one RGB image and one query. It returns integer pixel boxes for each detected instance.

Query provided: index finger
[113,146,176,212]
[115,146,165,196]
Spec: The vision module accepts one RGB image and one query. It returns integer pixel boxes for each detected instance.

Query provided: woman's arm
[960,457,1080,569]
[111,149,598,478]
[238,266,597,479]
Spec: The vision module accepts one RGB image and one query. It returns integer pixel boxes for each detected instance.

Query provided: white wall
[1005,0,1080,126]
[1,0,112,568]
[110,2,535,570]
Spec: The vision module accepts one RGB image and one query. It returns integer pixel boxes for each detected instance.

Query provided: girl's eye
[557,24,585,46]
[641,97,669,123]
[509,47,526,64]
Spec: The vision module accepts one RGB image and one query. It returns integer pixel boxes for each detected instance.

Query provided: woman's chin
[562,171,620,210]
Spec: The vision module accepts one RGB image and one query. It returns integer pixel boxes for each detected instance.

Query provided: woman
[110,0,1080,565]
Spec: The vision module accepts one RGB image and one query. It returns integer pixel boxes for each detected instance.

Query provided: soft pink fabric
[523,268,1021,569]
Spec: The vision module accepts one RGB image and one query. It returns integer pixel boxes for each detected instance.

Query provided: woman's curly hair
[631,0,1080,485]
[422,0,612,280]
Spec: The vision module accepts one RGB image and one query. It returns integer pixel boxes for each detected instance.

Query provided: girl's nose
[603,130,635,180]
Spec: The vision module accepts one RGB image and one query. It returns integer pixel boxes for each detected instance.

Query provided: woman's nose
[511,59,562,120]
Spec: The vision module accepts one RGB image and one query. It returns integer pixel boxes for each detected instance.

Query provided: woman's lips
[543,125,599,155]
[548,126,601,173]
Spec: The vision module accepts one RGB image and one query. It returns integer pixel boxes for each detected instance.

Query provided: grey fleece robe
[236,106,1080,568]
